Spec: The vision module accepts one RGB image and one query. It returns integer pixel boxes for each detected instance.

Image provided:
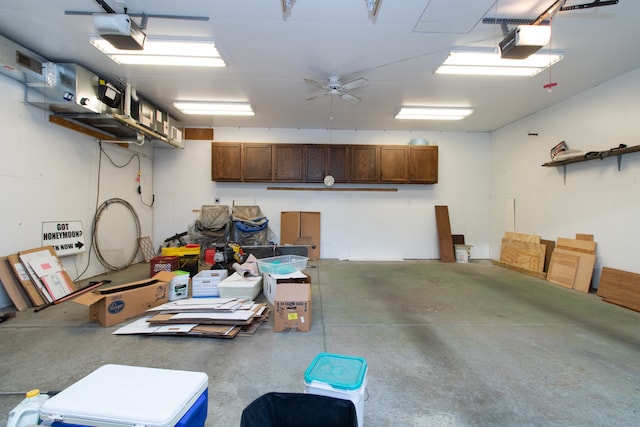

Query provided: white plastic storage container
[218,272,262,300]
[454,244,472,263]
[6,389,49,427]
[38,364,208,427]
[304,353,368,427]
[169,271,190,301]
[192,269,228,297]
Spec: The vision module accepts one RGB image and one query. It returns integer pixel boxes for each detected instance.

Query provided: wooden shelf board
[267,187,398,191]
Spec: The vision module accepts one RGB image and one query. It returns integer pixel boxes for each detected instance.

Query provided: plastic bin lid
[173,270,190,276]
[39,364,208,427]
[304,353,367,391]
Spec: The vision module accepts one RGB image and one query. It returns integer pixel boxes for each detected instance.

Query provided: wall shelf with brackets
[541,144,640,184]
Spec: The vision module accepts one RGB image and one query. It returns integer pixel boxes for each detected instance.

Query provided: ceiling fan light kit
[281,0,296,18]
[305,76,369,104]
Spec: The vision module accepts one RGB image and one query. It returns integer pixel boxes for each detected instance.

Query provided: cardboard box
[274,282,311,332]
[281,211,320,260]
[73,271,174,327]
[263,271,311,305]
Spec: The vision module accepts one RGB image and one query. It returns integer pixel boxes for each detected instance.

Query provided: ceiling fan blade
[339,92,361,104]
[304,78,327,89]
[306,93,327,101]
[341,77,368,90]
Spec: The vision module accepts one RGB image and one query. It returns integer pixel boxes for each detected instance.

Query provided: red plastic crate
[150,255,179,277]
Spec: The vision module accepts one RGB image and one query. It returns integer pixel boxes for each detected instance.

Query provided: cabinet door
[304,145,327,182]
[211,142,242,181]
[350,145,379,182]
[328,145,350,183]
[242,144,272,181]
[273,144,303,182]
[380,146,409,183]
[409,146,438,183]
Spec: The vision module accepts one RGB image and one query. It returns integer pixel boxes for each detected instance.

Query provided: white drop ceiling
[0,0,636,132]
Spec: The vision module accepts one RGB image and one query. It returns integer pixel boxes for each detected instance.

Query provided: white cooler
[38,364,208,427]
[304,353,368,427]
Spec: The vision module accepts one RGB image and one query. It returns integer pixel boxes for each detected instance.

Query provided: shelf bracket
[563,165,567,185]
[617,154,622,171]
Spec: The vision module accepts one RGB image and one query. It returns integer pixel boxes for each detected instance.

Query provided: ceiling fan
[304,76,369,104]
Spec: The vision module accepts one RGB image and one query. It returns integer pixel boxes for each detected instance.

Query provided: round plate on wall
[323,174,335,187]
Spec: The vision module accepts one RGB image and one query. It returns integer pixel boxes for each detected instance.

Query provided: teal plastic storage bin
[304,353,368,426]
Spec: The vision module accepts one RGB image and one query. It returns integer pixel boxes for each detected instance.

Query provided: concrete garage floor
[1,259,639,426]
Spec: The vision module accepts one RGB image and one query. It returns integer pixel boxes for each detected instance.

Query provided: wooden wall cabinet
[211,143,242,181]
[409,146,438,183]
[350,145,380,182]
[242,144,272,181]
[273,144,303,182]
[304,145,326,182]
[303,144,350,183]
[380,145,409,183]
[211,142,438,184]
[328,145,350,183]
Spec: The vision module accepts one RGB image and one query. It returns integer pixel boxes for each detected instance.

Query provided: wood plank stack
[597,267,640,312]
[546,235,596,293]
[497,232,547,278]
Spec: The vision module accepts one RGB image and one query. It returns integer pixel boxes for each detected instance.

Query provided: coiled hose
[92,198,141,271]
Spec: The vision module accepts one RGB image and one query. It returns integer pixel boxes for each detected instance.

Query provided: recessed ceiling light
[435,48,563,77]
[173,102,254,116]
[395,107,474,121]
[90,37,226,67]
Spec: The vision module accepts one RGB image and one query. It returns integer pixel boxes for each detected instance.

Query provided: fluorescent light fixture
[395,107,474,121]
[90,37,226,67]
[436,48,563,77]
[173,102,254,116]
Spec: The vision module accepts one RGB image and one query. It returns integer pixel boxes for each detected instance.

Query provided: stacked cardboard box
[274,283,312,332]
[113,297,270,339]
[0,246,79,311]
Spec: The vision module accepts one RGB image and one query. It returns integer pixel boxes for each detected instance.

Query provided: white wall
[0,74,154,308]
[153,128,491,261]
[490,67,640,286]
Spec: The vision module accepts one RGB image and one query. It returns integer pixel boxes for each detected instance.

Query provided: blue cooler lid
[304,353,367,391]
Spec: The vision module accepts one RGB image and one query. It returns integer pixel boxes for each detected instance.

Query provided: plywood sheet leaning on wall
[540,239,556,273]
[434,206,455,263]
[547,236,597,293]
[499,233,546,272]
[556,237,597,255]
[553,248,596,293]
[546,251,580,288]
[597,267,640,312]
[504,232,541,244]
